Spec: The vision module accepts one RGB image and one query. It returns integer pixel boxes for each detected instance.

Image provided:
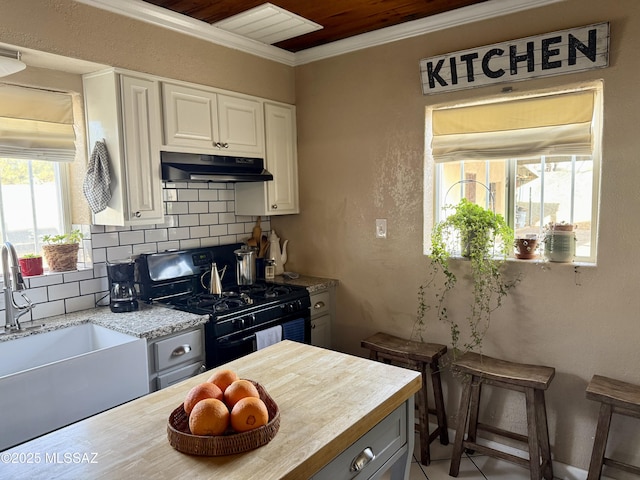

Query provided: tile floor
[381,433,559,480]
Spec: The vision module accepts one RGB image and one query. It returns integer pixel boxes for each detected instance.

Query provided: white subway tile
[189,226,209,238]
[28,273,64,288]
[63,269,94,282]
[177,189,199,202]
[92,248,107,264]
[132,243,158,255]
[168,227,190,241]
[106,246,134,262]
[208,202,227,213]
[65,295,98,313]
[80,277,109,295]
[157,241,180,251]
[145,229,169,243]
[199,189,218,201]
[91,232,120,248]
[25,286,48,304]
[119,230,145,245]
[48,282,80,300]
[178,214,200,227]
[200,213,219,225]
[164,188,178,201]
[179,239,201,249]
[200,237,220,247]
[188,201,208,214]
[229,223,246,235]
[219,189,235,201]
[32,300,65,320]
[219,212,237,224]
[210,225,228,237]
[166,202,188,215]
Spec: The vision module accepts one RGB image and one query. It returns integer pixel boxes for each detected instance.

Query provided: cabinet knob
[313,301,325,310]
[350,447,375,472]
[271,204,278,209]
[133,211,141,218]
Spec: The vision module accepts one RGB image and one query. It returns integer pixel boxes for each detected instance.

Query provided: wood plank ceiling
[141,0,488,52]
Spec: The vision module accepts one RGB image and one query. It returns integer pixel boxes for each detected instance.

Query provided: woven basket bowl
[167,380,280,456]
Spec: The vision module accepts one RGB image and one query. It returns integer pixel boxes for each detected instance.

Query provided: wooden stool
[361,332,449,466]
[586,375,640,480]
[449,352,555,480]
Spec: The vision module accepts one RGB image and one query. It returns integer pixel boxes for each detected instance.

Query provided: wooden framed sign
[419,22,609,95]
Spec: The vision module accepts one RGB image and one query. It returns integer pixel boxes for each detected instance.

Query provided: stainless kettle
[234,246,256,285]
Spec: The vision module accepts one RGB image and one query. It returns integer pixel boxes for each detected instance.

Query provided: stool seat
[586,375,640,479]
[361,332,448,466]
[453,352,555,390]
[450,352,555,480]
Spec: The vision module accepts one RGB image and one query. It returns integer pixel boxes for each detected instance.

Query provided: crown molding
[74,0,564,67]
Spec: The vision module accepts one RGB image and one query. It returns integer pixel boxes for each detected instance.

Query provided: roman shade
[0,84,76,162]
[431,90,596,163]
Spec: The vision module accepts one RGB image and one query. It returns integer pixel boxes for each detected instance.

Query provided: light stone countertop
[0,275,337,343]
[0,302,206,342]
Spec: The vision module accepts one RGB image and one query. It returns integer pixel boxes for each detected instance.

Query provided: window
[0,84,76,259]
[428,82,602,263]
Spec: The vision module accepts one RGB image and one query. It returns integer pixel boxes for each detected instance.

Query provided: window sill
[441,255,596,268]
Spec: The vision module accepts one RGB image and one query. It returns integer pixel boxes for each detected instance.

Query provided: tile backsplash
[0,181,269,323]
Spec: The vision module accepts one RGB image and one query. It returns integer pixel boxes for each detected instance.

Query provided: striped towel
[282,318,306,343]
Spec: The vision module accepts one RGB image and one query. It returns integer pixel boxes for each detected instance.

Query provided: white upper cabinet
[235,102,300,216]
[83,70,164,226]
[162,83,264,157]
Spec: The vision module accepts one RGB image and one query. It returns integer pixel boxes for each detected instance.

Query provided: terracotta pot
[42,244,80,272]
[18,256,44,276]
[515,238,538,260]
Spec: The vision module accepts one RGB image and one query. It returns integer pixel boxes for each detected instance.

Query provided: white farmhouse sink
[0,323,148,451]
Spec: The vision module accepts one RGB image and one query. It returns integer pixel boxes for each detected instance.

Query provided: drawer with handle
[154,328,203,371]
[311,290,330,317]
[311,403,406,480]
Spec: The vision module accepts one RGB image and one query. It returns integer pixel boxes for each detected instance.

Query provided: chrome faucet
[2,242,34,331]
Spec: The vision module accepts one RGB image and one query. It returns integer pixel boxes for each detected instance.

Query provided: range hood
[161,151,273,182]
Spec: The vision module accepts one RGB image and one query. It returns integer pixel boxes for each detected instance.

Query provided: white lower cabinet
[147,326,205,392]
[311,403,409,480]
[310,289,334,349]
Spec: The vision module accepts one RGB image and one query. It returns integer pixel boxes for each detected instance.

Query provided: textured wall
[276,0,640,475]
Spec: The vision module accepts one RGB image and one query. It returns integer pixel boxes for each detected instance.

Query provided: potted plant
[42,229,84,272]
[415,198,518,356]
[543,222,576,262]
[18,253,44,277]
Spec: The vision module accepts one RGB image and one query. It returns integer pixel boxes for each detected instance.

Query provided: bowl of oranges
[167,369,280,456]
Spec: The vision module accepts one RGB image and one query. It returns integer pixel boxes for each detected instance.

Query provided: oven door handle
[219,334,256,349]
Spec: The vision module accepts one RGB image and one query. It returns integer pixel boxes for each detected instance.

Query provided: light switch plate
[376,219,387,239]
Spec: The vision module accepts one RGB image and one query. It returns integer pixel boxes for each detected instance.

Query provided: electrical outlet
[375,219,387,239]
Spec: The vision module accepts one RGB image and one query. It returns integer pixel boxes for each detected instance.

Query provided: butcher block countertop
[2,341,420,480]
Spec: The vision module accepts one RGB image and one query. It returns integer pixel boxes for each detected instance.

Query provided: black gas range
[135,243,311,368]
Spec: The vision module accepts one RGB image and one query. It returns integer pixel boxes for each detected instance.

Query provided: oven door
[205,311,310,369]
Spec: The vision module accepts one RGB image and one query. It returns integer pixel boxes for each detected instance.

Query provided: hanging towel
[255,325,282,350]
[83,140,111,213]
[282,318,306,343]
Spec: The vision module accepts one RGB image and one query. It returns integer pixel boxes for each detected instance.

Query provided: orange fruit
[183,382,223,415]
[189,398,229,436]
[207,368,239,393]
[230,397,269,432]
[224,379,260,409]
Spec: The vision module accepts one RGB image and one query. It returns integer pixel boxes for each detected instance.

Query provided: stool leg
[525,388,542,480]
[369,351,378,361]
[466,380,481,452]
[430,359,449,445]
[417,363,430,466]
[534,389,553,480]
[449,377,473,477]
[587,403,613,480]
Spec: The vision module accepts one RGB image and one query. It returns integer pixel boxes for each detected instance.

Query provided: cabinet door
[311,313,332,349]
[235,102,299,216]
[217,94,264,156]
[162,83,219,150]
[120,75,164,223]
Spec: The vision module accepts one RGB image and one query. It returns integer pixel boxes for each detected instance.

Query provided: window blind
[431,90,595,163]
[0,84,76,162]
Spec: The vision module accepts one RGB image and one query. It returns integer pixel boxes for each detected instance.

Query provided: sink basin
[0,323,148,451]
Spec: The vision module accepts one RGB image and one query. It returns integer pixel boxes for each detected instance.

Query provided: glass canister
[544,229,576,262]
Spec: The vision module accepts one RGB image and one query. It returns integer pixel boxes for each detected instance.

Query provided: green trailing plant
[414,198,518,356]
[42,229,84,245]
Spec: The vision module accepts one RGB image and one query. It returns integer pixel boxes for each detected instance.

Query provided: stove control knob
[233,315,254,329]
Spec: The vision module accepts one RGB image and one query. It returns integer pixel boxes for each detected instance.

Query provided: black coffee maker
[107,260,138,313]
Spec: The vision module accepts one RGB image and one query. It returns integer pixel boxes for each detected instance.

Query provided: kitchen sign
[419,22,609,95]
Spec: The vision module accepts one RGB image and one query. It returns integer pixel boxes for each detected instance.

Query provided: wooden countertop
[2,341,420,480]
